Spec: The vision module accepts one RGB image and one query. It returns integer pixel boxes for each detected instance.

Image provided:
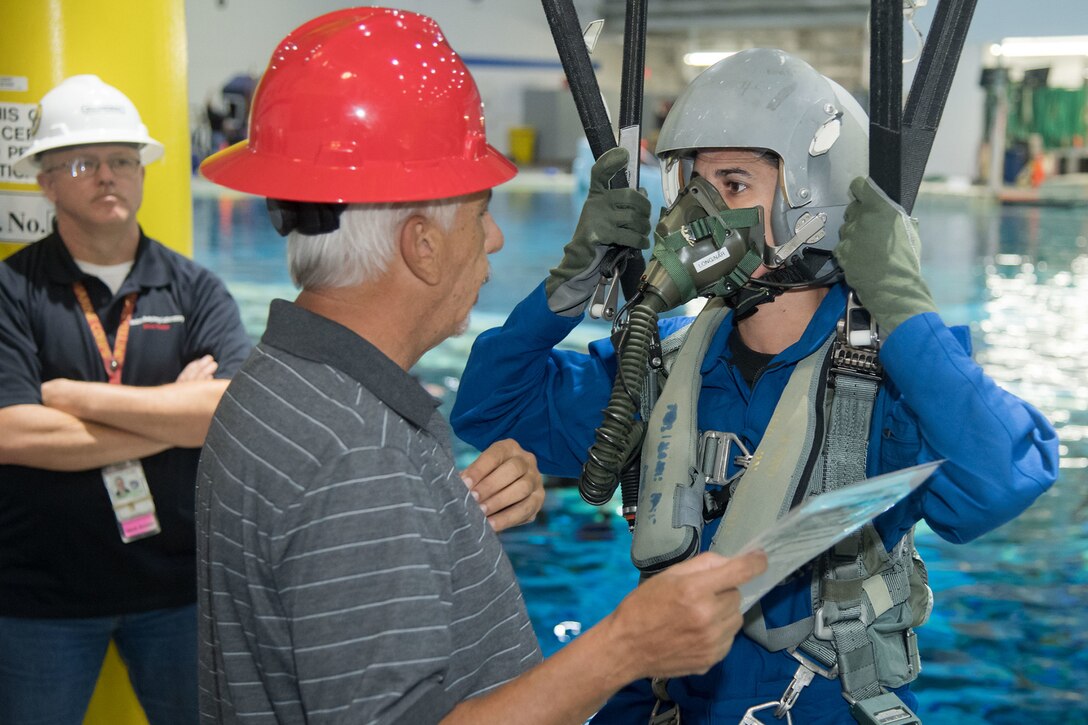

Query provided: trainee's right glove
[545,146,651,317]
[835,176,938,335]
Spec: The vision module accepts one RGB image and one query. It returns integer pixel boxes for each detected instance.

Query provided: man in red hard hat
[197,8,765,724]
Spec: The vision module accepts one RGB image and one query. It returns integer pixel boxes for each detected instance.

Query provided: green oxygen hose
[579,296,666,506]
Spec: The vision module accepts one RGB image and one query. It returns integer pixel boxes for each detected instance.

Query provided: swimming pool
[192,180,1087,723]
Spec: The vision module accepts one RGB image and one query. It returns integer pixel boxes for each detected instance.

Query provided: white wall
[186,0,1088,179]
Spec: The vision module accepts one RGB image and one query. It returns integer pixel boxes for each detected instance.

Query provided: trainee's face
[692,149,779,246]
[444,189,504,336]
[36,143,144,230]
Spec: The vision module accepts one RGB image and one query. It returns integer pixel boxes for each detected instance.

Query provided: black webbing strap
[869,0,905,205]
[541,0,646,299]
[617,0,650,295]
[900,0,979,213]
[869,0,978,213]
[540,0,615,159]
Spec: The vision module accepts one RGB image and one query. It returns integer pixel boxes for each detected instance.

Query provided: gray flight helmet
[656,48,868,278]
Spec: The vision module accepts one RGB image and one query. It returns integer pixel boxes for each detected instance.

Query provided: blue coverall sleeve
[876,312,1059,544]
[452,283,618,477]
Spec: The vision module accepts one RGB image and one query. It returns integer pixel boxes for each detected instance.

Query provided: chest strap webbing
[705,334,836,655]
[707,333,835,560]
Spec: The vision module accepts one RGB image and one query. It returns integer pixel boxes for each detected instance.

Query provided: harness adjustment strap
[821,600,882,701]
[672,476,705,529]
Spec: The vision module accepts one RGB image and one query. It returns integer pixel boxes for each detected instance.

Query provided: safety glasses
[43,156,142,180]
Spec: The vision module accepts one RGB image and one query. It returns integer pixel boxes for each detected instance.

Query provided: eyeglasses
[43,156,142,179]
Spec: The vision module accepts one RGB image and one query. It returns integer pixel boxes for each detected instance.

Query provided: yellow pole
[0,2,191,723]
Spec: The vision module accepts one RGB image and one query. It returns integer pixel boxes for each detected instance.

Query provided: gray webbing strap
[821,369,884,701]
[744,601,815,653]
[823,375,877,492]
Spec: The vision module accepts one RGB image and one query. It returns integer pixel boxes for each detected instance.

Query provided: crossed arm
[0,355,228,472]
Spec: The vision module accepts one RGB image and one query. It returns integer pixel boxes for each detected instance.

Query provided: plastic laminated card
[737,460,942,613]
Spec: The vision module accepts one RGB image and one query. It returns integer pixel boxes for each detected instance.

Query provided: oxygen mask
[638,175,767,314]
[579,176,768,508]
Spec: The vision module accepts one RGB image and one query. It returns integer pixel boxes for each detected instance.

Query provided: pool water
[193,184,1088,724]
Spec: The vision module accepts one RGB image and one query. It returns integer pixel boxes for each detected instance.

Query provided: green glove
[835,176,937,334]
[546,146,651,316]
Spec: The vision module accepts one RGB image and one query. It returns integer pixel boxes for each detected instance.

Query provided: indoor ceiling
[575,0,876,91]
[593,0,872,31]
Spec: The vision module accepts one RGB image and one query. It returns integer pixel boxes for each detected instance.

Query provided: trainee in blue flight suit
[451,280,1059,723]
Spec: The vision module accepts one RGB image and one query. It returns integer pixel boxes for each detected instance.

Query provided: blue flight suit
[452,281,1059,723]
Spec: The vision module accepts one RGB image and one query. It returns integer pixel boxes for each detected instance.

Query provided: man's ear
[399,214,442,286]
[37,171,58,203]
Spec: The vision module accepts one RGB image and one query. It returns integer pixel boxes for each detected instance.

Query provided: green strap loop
[652,233,697,302]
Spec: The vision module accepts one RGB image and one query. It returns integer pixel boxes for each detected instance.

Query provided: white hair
[287,196,466,290]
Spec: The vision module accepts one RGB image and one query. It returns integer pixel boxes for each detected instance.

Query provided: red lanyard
[72,281,138,385]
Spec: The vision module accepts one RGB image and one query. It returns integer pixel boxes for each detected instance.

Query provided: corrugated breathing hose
[578,299,663,505]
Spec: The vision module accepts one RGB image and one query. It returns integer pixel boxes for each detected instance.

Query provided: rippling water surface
[194,184,1088,724]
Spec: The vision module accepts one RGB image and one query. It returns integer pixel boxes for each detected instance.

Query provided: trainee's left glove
[835,176,938,334]
[545,147,651,316]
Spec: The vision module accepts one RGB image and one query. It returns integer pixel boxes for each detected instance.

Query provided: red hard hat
[200,7,515,203]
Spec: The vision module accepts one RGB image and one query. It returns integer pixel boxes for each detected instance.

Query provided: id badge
[101,460,161,543]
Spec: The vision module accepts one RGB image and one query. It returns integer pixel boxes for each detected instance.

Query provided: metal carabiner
[589,246,631,321]
[739,701,792,725]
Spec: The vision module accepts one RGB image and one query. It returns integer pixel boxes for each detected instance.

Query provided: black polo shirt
[0,229,252,618]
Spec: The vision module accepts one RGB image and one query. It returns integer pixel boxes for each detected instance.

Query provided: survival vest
[630,294,933,723]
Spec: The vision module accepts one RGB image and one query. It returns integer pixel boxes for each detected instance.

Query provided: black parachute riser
[870,0,979,214]
[540,0,616,159]
[540,0,648,299]
[900,0,979,213]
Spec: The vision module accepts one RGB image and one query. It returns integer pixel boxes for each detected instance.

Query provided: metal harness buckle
[697,431,752,520]
[697,431,752,487]
[773,664,815,718]
[741,700,793,725]
[769,647,841,719]
[648,678,680,724]
[848,693,922,725]
[830,291,883,384]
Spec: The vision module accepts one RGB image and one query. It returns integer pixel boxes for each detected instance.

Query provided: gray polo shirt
[196,300,542,724]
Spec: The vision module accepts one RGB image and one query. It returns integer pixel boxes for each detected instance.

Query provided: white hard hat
[12,75,164,176]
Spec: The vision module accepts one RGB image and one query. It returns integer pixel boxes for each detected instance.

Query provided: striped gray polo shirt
[196,300,542,724]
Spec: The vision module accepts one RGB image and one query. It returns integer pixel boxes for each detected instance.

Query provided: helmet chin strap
[726,250,840,320]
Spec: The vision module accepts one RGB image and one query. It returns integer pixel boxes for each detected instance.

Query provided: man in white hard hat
[0,74,251,723]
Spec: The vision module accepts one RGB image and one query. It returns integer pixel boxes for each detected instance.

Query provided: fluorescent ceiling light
[684,51,738,67]
[992,36,1088,57]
